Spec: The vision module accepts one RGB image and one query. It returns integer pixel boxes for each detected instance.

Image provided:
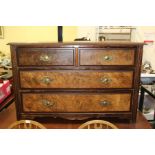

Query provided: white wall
[77,26,97,41]
[132,27,155,70]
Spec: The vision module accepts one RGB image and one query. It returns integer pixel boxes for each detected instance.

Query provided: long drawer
[20,70,133,88]
[22,93,131,112]
[17,48,74,66]
[80,48,135,66]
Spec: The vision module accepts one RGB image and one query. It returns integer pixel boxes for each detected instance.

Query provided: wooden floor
[0,102,152,129]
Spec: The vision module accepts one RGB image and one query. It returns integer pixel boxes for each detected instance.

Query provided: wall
[132,26,155,70]
[0,26,78,58]
[77,26,97,41]
[63,26,78,41]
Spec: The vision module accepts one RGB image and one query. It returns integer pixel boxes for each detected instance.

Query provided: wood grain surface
[18,48,74,66]
[20,70,133,88]
[10,42,143,121]
[80,48,135,65]
[23,93,131,112]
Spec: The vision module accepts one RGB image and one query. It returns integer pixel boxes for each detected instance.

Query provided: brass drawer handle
[100,100,111,106]
[42,99,55,107]
[41,76,53,84]
[103,55,113,61]
[100,77,112,84]
[40,55,49,62]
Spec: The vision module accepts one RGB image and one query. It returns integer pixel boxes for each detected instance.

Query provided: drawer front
[20,70,133,88]
[80,48,135,65]
[17,48,74,66]
[22,93,131,112]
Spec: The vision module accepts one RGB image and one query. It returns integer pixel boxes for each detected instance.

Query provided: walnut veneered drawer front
[22,93,131,112]
[79,48,135,66]
[20,70,133,88]
[17,48,74,66]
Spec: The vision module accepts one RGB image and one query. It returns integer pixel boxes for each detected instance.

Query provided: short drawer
[17,48,74,66]
[22,93,131,112]
[79,48,135,66]
[20,70,133,88]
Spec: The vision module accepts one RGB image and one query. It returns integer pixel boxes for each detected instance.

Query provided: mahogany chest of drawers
[9,42,143,122]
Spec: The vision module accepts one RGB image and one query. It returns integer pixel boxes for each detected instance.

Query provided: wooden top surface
[8,41,144,47]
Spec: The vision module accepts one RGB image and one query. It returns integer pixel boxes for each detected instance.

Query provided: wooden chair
[8,120,46,129]
[78,120,118,129]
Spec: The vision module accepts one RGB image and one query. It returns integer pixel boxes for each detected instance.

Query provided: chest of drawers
[9,42,143,122]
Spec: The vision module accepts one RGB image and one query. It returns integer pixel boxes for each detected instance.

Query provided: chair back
[8,120,46,129]
[78,120,118,129]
